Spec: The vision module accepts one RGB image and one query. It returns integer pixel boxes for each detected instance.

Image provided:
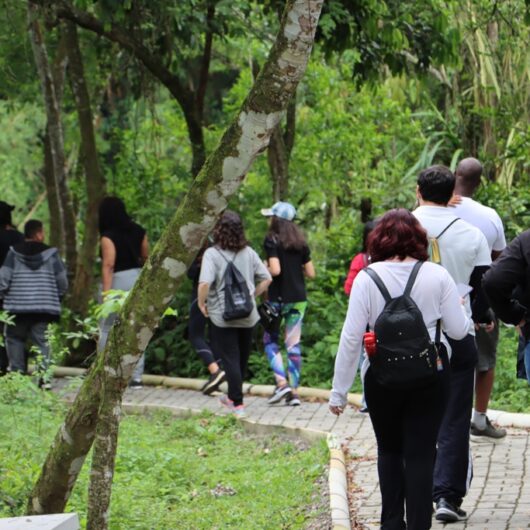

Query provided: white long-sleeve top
[329,260,470,407]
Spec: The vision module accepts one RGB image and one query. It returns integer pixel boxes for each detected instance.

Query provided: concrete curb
[51,366,530,428]
[327,434,351,530]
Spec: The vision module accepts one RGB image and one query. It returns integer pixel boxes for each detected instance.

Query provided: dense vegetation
[0,376,328,528]
[1,1,529,411]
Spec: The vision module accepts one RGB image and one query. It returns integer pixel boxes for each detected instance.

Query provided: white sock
[472,410,487,430]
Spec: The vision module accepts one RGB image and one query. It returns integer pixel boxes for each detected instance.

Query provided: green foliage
[490,326,530,413]
[0,394,328,528]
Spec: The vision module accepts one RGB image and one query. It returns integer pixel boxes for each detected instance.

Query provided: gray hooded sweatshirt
[0,243,68,317]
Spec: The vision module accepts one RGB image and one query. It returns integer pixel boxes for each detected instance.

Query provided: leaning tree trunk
[28,5,77,277]
[65,21,106,315]
[28,0,324,522]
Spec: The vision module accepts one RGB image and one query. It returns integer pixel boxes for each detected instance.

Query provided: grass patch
[490,326,530,413]
[0,377,328,529]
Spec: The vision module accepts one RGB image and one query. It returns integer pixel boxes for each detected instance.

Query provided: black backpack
[217,249,254,321]
[364,261,441,389]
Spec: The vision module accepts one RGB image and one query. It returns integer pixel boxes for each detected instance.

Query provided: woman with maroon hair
[329,209,469,530]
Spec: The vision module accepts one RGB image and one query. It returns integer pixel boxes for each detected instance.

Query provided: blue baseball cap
[261,201,296,221]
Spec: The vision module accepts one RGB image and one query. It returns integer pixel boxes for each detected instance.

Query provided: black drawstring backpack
[217,249,254,321]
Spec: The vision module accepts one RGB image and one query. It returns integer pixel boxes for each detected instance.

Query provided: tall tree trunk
[28,1,324,521]
[267,93,296,200]
[28,5,77,277]
[65,21,106,315]
[43,132,64,250]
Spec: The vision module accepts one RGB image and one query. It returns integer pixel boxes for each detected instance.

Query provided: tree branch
[195,2,215,120]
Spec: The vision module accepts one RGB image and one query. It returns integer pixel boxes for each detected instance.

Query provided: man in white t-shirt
[413,165,492,523]
[451,157,507,441]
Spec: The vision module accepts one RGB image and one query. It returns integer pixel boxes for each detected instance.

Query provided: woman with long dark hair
[98,197,148,387]
[197,211,271,417]
[329,209,469,530]
[261,201,315,406]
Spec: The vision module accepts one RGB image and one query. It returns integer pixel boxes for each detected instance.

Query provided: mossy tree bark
[28,4,77,276]
[268,94,297,201]
[64,20,106,315]
[28,1,324,524]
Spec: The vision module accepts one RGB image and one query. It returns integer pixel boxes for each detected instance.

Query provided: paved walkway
[57,380,530,529]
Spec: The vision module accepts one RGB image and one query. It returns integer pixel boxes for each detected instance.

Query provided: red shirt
[344,252,368,296]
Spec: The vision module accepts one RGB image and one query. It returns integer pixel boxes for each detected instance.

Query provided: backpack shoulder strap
[435,218,460,239]
[403,260,424,297]
[364,267,392,303]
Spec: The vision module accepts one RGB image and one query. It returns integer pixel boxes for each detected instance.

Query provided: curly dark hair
[98,196,133,235]
[368,209,429,263]
[212,210,248,251]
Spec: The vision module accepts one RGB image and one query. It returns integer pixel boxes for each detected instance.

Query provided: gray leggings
[98,268,144,381]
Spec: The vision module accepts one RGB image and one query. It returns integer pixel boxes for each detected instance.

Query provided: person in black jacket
[483,229,530,383]
[0,201,24,375]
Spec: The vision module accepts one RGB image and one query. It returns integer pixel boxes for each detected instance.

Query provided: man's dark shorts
[475,319,499,372]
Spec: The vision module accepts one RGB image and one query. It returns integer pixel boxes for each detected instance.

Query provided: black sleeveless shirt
[102,222,146,272]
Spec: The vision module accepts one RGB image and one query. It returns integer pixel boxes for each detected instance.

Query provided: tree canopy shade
[27,1,324,527]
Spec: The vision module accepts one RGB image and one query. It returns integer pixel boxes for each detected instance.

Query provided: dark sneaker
[285,393,301,406]
[129,379,143,389]
[435,498,467,522]
[470,416,507,441]
[202,370,226,395]
[38,379,52,391]
[268,384,292,404]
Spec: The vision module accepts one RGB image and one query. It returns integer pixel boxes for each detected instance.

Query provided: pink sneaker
[232,405,246,418]
[219,395,234,409]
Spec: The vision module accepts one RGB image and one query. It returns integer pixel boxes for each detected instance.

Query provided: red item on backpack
[363,331,377,357]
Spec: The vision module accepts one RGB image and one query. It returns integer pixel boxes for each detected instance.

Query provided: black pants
[210,323,254,406]
[433,334,477,506]
[188,299,216,368]
[365,349,450,530]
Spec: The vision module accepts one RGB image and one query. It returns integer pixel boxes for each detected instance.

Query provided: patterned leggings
[263,301,307,389]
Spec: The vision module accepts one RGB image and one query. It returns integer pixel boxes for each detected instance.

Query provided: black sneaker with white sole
[268,384,292,404]
[129,379,143,389]
[202,370,226,395]
[435,498,467,522]
[285,393,301,406]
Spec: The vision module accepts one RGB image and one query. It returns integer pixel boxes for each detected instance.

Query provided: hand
[474,321,495,333]
[198,301,209,317]
[329,404,345,416]
[448,194,463,207]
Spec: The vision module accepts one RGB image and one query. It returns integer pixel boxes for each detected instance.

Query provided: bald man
[452,157,507,440]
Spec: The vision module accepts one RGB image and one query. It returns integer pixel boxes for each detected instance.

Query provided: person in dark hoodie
[0,201,24,374]
[0,219,68,385]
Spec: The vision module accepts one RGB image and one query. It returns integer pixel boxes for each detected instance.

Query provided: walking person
[0,220,68,387]
[483,229,530,382]
[451,157,507,439]
[330,209,470,530]
[0,201,23,375]
[98,197,148,388]
[197,211,271,417]
[260,201,315,406]
[413,165,492,522]
[187,247,226,395]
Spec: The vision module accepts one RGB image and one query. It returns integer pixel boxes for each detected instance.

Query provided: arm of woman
[253,249,273,296]
[439,269,471,340]
[329,272,370,414]
[140,234,149,264]
[303,260,316,279]
[197,282,210,317]
[101,236,116,294]
[267,257,281,276]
